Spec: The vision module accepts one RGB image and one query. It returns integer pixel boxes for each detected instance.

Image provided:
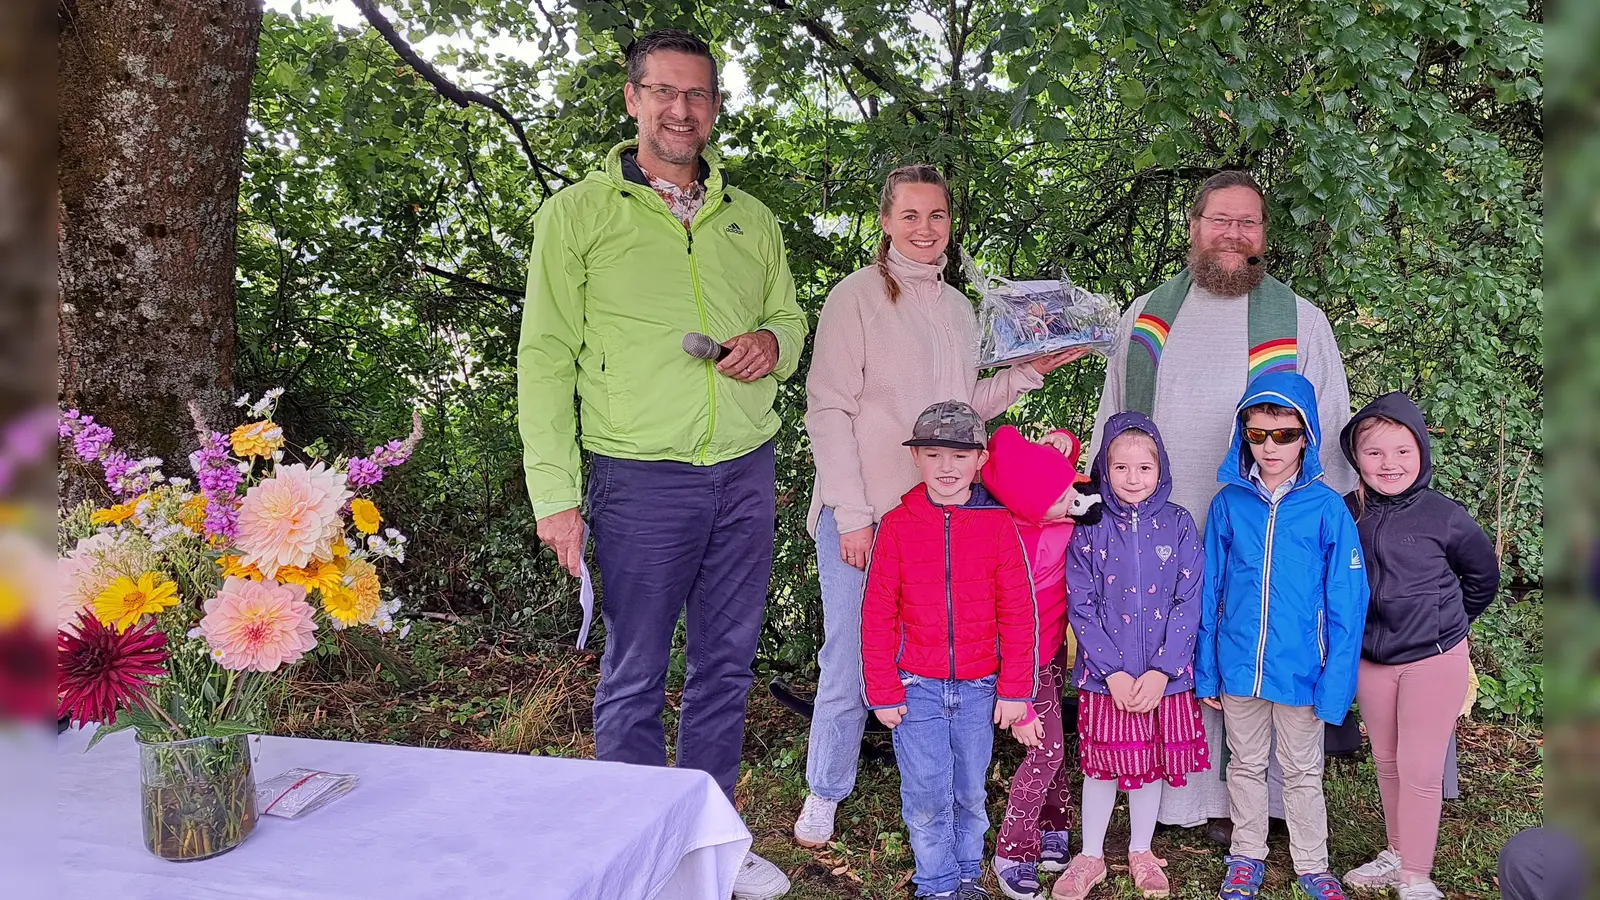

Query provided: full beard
[642,122,706,166]
[1189,244,1266,296]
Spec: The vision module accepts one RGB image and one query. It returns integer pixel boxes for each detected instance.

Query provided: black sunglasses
[1243,427,1306,445]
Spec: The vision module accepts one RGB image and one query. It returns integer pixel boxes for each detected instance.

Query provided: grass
[276,621,1541,899]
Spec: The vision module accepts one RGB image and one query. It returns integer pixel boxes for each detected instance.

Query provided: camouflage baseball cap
[904,400,987,450]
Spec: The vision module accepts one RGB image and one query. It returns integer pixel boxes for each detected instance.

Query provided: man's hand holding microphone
[682,329,779,382]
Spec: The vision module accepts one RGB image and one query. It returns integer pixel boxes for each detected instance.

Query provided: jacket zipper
[944,508,956,678]
[1253,498,1280,697]
[1132,509,1144,673]
[631,188,722,464]
[1371,505,1388,660]
[1316,608,1326,665]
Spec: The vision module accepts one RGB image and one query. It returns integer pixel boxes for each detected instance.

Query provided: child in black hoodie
[1335,393,1500,900]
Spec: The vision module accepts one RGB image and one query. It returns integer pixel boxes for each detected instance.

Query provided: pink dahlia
[234,462,351,578]
[199,576,318,673]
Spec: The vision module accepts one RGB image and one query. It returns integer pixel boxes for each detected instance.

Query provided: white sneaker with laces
[1342,848,1403,888]
[733,850,791,900]
[792,794,837,848]
[1396,881,1444,900]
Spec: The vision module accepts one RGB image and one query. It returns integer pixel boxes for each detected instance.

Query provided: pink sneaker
[1128,851,1170,898]
[1049,854,1107,900]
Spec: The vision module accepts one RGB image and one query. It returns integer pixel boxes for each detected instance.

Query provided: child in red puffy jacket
[861,400,1039,899]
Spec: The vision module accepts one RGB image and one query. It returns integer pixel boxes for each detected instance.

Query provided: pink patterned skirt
[1076,688,1211,790]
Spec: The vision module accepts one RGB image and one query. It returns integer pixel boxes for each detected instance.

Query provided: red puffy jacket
[861,484,1038,708]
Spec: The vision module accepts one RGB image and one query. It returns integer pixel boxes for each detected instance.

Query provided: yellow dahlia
[90,498,141,527]
[332,536,351,558]
[93,572,180,633]
[230,420,285,459]
[276,559,345,595]
[218,555,265,581]
[350,498,382,535]
[178,495,208,533]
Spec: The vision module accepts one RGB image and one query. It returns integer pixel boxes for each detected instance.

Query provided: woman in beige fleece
[792,164,1083,851]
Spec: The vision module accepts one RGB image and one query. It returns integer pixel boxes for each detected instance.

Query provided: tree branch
[766,0,929,123]
[349,0,572,191]
[420,264,521,301]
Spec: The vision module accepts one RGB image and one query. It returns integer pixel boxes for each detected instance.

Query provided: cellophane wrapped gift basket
[964,253,1122,368]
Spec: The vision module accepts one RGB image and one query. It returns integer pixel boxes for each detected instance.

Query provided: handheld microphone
[1246,255,1263,266]
[682,332,731,362]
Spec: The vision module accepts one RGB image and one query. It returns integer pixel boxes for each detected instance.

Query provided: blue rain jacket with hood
[1064,411,1206,697]
[1194,372,1370,725]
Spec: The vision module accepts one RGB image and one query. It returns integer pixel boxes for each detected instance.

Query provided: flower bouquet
[963,253,1122,368]
[57,391,420,860]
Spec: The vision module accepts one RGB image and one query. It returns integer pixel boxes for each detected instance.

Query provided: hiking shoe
[1342,849,1403,889]
[1039,830,1071,871]
[1296,872,1349,900]
[997,860,1041,899]
[1218,855,1266,900]
[958,880,993,900]
[733,851,791,899]
[1049,854,1107,900]
[1129,851,1170,898]
[792,794,837,848]
[1204,818,1235,847]
[1396,882,1444,900]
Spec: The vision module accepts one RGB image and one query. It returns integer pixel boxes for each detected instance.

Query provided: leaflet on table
[963,252,1121,368]
[256,767,359,819]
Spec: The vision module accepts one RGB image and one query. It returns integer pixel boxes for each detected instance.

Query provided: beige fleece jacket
[805,246,1044,536]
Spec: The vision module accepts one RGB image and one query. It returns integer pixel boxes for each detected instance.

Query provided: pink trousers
[1356,639,1470,879]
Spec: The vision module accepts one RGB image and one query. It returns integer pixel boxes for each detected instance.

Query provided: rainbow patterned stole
[1124,268,1298,417]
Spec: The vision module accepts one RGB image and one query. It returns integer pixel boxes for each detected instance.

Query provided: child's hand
[1011,718,1045,748]
[874,705,908,729]
[1131,670,1169,713]
[1106,672,1137,711]
[1040,431,1078,457]
[994,699,1031,729]
[1200,696,1223,712]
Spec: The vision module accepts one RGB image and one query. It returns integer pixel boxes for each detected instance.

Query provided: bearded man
[1088,169,1358,837]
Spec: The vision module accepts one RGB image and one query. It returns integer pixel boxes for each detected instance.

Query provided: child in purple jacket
[1051,411,1209,900]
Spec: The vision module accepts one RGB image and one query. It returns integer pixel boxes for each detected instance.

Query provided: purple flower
[188,430,242,541]
[347,456,383,488]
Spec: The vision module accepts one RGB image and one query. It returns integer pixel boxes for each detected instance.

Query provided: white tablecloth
[58,728,750,900]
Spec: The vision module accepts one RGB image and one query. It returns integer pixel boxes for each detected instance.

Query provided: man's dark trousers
[587,441,775,804]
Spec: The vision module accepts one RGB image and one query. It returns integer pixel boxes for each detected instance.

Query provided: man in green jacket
[517,29,806,900]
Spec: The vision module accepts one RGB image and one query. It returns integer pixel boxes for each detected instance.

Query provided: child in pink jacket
[982,425,1092,898]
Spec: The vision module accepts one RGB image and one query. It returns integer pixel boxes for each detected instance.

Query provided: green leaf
[200,721,259,738]
[85,719,134,751]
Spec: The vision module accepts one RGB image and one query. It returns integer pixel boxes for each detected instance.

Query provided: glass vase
[137,733,258,861]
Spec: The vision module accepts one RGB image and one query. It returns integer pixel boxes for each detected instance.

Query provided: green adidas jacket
[517,141,808,519]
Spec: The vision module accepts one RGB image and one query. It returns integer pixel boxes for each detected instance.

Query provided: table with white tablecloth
[58,727,750,900]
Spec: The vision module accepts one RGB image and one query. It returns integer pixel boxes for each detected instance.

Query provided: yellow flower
[350,499,382,535]
[218,555,265,581]
[230,420,285,458]
[0,576,23,629]
[332,536,351,558]
[275,559,344,595]
[93,572,180,633]
[90,498,141,527]
[322,560,380,626]
[178,495,208,532]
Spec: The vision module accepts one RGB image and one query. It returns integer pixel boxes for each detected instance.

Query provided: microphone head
[1246,255,1263,266]
[682,332,723,361]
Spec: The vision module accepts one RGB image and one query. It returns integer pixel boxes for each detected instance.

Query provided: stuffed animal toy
[1067,471,1104,526]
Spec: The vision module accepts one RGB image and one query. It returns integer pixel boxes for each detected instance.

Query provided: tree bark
[58,0,263,472]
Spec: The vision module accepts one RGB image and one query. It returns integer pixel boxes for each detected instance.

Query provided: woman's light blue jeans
[804,507,870,801]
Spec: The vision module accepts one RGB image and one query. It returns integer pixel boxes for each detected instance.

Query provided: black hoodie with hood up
[1339,392,1500,666]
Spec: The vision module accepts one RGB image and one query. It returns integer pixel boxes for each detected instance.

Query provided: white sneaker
[1397,881,1444,900]
[1342,848,1403,888]
[792,794,837,848]
[733,851,791,900]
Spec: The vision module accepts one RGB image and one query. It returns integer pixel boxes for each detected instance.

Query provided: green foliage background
[236,0,1542,697]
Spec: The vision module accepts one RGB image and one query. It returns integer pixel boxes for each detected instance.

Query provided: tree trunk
[57,0,263,476]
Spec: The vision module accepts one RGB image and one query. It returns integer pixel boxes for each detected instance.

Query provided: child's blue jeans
[892,671,997,896]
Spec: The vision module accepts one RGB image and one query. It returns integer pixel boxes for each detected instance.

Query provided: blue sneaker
[1218,855,1266,900]
[1296,872,1349,900]
[996,861,1039,900]
[1038,830,1071,872]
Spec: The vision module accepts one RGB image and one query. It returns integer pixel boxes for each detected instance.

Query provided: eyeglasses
[1198,214,1265,234]
[630,81,718,106]
[1243,427,1306,445]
